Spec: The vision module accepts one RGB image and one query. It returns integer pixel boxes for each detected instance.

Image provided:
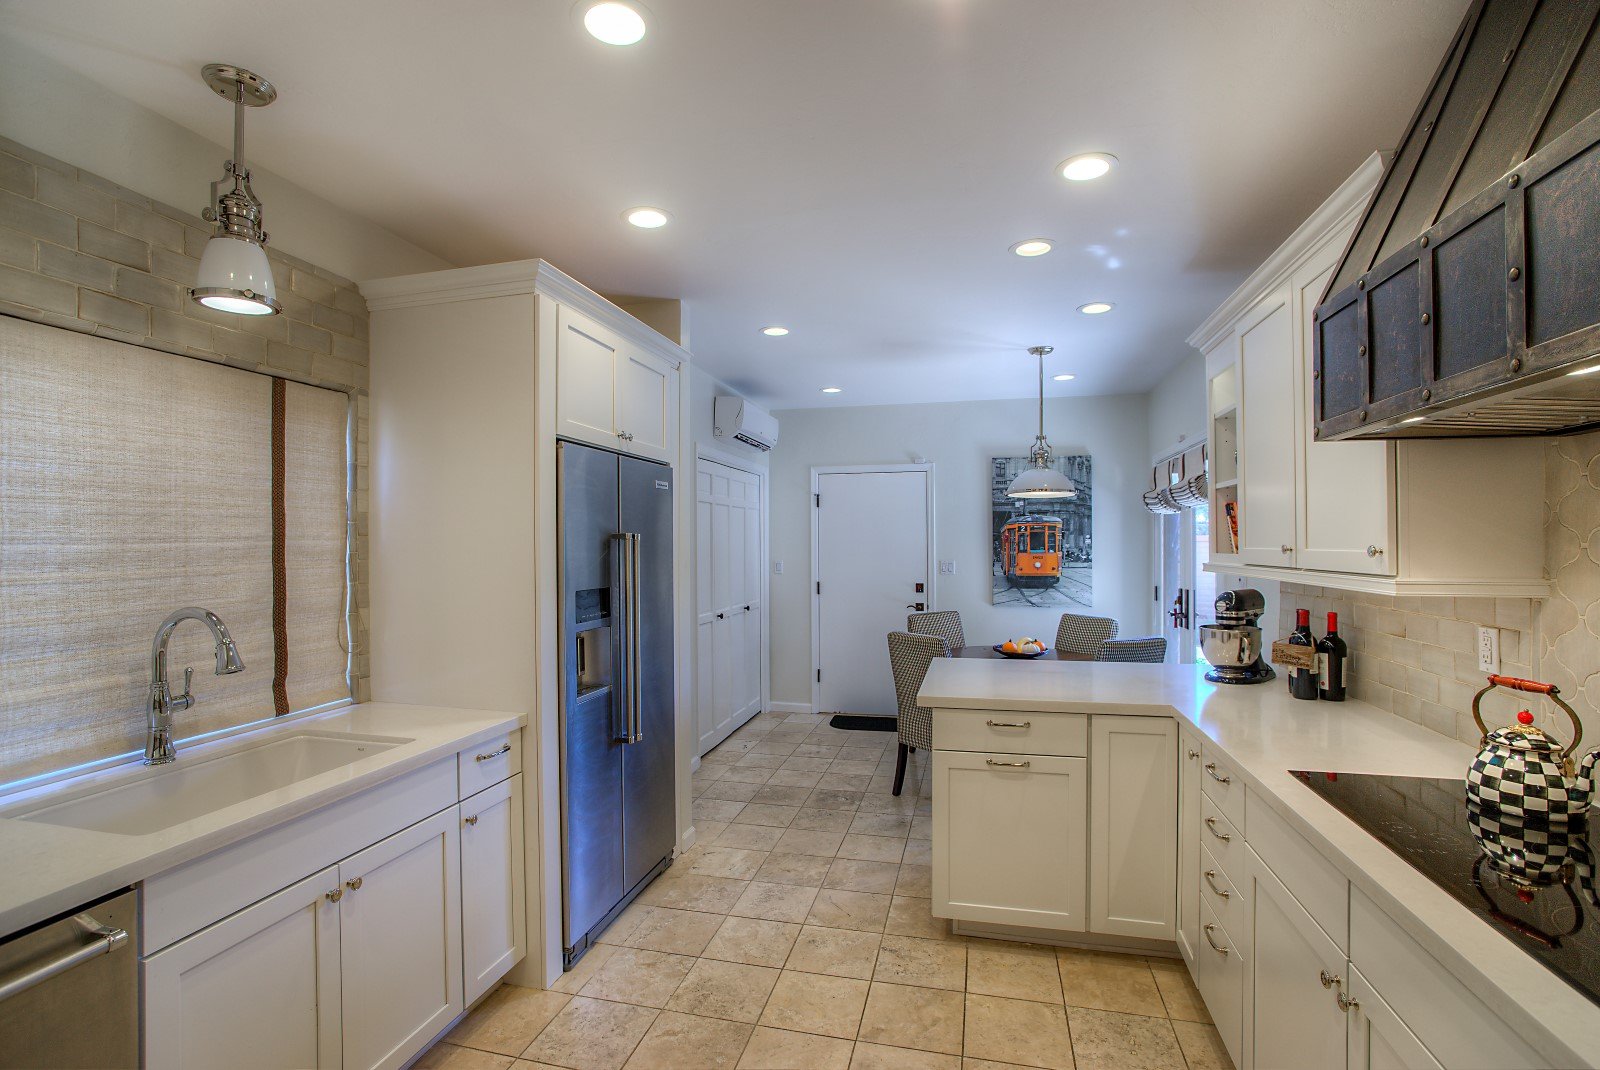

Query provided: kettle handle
[1472,675,1582,758]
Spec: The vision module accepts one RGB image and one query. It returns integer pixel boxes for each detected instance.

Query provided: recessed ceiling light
[1011,239,1054,257]
[1052,373,1076,382]
[1077,301,1114,315]
[583,1,647,45]
[761,326,789,337]
[820,386,843,394]
[1567,364,1600,377]
[623,206,670,229]
[1059,152,1117,182]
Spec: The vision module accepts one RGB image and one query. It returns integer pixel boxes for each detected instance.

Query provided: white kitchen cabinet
[462,774,527,1003]
[340,806,463,1070]
[555,303,678,464]
[932,750,1087,931]
[1088,715,1177,941]
[1196,894,1245,1068]
[1246,849,1348,1070]
[144,866,342,1070]
[1345,965,1443,1070]
[1236,288,1300,569]
[617,344,675,460]
[1177,734,1203,968]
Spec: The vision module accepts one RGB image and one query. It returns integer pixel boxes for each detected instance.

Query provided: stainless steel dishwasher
[0,888,138,1069]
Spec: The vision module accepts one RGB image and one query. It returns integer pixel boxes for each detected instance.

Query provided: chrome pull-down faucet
[146,607,246,765]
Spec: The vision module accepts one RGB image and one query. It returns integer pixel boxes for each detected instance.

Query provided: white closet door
[697,458,765,755]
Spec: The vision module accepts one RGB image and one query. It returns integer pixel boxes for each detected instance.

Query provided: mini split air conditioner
[713,395,779,452]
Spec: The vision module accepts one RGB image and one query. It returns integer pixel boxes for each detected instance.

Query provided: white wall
[1147,351,1206,461]
[0,37,451,283]
[767,395,1152,708]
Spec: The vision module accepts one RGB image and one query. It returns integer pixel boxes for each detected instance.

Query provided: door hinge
[817,668,822,682]
[814,493,820,507]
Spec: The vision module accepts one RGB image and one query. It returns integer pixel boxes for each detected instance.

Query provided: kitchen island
[918,657,1599,1070]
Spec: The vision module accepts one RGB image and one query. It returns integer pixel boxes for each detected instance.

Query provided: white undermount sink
[15,731,412,836]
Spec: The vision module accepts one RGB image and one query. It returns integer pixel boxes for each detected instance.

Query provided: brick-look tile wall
[0,135,371,704]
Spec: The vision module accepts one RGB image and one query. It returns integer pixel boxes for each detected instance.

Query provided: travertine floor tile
[817,773,873,792]
[755,853,834,887]
[766,768,826,789]
[899,839,932,867]
[1147,958,1211,1024]
[808,889,893,932]
[909,815,933,840]
[735,803,801,827]
[758,971,870,1040]
[837,834,907,864]
[739,752,789,769]
[688,847,769,880]
[786,925,883,980]
[1065,1007,1185,1070]
[549,944,616,994]
[721,767,777,786]
[521,996,657,1070]
[1057,949,1165,1017]
[960,1059,1034,1069]
[1171,1020,1235,1070]
[703,915,802,969]
[695,799,749,823]
[736,1026,854,1070]
[966,945,1061,1004]
[873,935,967,991]
[856,793,919,816]
[808,789,866,811]
[666,959,781,1024]
[962,994,1073,1070]
[415,1042,515,1069]
[825,858,902,894]
[858,981,966,1055]
[621,1010,752,1070]
[884,896,953,941]
[639,873,747,913]
[893,864,932,898]
[781,756,835,773]
[792,807,859,832]
[446,985,570,1056]
[578,947,696,1008]
[774,827,847,857]
[849,813,914,838]
[607,906,725,956]
[753,784,816,807]
[851,1041,961,1069]
[731,881,821,924]
[701,780,763,803]
[715,823,787,851]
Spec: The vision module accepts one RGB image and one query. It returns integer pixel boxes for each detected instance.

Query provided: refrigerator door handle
[611,532,644,744]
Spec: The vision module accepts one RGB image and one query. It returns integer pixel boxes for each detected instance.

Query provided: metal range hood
[1314,0,1600,440]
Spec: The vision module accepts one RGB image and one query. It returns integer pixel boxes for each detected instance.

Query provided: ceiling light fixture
[1059,152,1117,182]
[761,326,790,337]
[189,64,281,317]
[1078,301,1114,315]
[821,386,843,394]
[1053,373,1076,382]
[1011,239,1054,257]
[1007,346,1078,500]
[583,1,647,45]
[624,206,671,229]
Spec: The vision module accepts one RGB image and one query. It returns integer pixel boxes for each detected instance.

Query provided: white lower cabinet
[339,808,463,1070]
[1246,849,1348,1070]
[144,866,343,1070]
[1344,965,1441,1070]
[933,750,1087,930]
[1176,736,1202,967]
[1089,715,1177,940]
[1195,894,1244,1068]
[461,774,527,1003]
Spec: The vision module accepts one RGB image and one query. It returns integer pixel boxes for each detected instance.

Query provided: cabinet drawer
[1199,840,1245,939]
[934,709,1086,757]
[1246,789,1348,951]
[1199,791,1244,880]
[459,729,521,798]
[1199,744,1244,828]
[1195,894,1243,1068]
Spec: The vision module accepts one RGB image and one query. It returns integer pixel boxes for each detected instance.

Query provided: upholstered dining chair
[1056,613,1119,655]
[907,610,965,650]
[1096,637,1168,662]
[887,631,951,796]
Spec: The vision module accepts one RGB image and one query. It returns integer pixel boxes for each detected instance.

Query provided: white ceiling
[0,0,1466,409]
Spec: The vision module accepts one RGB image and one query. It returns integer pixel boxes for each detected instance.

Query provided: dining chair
[1056,613,1119,655]
[907,610,965,650]
[1096,637,1168,662]
[887,631,951,796]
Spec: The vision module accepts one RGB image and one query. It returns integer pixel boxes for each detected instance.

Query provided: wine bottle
[1317,612,1347,702]
[1288,609,1319,700]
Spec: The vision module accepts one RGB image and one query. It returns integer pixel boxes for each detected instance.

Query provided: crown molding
[1187,152,1386,355]
[361,258,689,368]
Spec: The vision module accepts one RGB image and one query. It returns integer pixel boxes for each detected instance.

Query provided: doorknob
[906,602,925,611]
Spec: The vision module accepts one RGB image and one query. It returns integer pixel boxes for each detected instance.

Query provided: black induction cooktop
[1291,770,1599,1009]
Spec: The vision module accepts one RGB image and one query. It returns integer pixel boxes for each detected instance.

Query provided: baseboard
[768,701,815,715]
[950,920,1180,958]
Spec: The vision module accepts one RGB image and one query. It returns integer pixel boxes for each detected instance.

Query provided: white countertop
[0,702,525,937]
[920,659,1600,1070]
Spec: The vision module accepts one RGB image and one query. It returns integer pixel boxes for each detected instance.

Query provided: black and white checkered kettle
[1466,675,1599,823]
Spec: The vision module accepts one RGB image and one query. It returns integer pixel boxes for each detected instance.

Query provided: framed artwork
[990,454,1092,607]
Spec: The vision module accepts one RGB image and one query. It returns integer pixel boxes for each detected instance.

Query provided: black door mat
[828,715,898,732]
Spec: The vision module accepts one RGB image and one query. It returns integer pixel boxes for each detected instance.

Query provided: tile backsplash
[1278,429,1600,749]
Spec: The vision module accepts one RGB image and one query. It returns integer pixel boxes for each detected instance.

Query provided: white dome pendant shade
[1007,345,1078,500]
[189,63,283,317]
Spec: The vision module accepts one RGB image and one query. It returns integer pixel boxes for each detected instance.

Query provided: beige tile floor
[421,711,1235,1070]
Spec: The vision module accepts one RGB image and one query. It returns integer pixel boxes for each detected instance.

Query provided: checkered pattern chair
[887,631,950,796]
[907,610,965,650]
[1096,637,1168,663]
[1056,613,1119,655]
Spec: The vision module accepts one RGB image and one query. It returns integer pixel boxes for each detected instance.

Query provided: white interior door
[696,458,765,754]
[814,468,932,715]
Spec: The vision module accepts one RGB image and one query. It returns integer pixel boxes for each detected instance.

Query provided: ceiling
[0,0,1467,409]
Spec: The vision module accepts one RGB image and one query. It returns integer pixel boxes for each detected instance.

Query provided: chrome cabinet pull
[476,743,511,762]
[985,759,1031,768]
[464,814,479,826]
[1203,869,1231,899]
[345,877,363,892]
[1204,816,1232,842]
[1203,923,1230,956]
[326,888,344,904]
[1319,970,1341,990]
[985,719,1032,729]
[0,913,128,1002]
[1204,763,1231,785]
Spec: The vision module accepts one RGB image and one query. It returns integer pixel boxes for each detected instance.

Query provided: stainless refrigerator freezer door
[619,455,677,892]
[558,441,625,950]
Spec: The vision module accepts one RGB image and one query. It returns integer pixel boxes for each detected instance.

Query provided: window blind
[0,316,351,785]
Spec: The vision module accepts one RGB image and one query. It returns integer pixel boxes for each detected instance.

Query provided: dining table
[953,645,1095,662]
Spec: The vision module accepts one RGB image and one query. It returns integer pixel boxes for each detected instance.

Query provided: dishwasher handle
[0,913,129,1003]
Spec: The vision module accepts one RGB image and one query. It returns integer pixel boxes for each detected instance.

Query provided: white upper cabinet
[617,345,675,460]
[556,303,679,464]
[1236,289,1299,569]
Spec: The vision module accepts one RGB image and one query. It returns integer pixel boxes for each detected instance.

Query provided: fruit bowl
[993,643,1050,660]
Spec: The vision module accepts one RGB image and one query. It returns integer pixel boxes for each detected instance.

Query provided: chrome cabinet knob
[1366,545,1384,557]
[1281,544,1293,554]
[464,814,480,826]
[326,888,343,903]
[1337,991,1360,1012]
[345,877,363,891]
[1319,970,1341,989]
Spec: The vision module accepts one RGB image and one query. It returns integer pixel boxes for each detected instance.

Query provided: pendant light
[189,64,281,317]
[1007,346,1078,500]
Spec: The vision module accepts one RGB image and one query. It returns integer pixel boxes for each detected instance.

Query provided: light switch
[938,560,956,575]
[772,560,784,575]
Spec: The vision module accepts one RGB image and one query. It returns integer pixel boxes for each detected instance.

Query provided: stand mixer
[1200,588,1276,684]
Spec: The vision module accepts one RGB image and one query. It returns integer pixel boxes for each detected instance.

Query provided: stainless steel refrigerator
[558,440,676,968]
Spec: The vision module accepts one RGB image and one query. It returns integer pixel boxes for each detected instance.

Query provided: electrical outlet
[1478,626,1500,674]
[938,560,956,575]
[772,560,784,575]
